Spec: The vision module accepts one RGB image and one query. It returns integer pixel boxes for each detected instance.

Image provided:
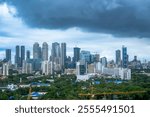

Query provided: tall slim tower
[33,42,41,60]
[5,49,11,62]
[26,50,30,60]
[51,42,61,64]
[33,43,42,71]
[51,42,61,75]
[21,46,25,67]
[61,43,66,70]
[73,47,80,63]
[42,42,48,61]
[116,50,121,67]
[15,45,20,67]
[101,57,107,67]
[122,46,128,68]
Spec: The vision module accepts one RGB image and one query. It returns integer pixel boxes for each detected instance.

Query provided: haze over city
[0,0,150,61]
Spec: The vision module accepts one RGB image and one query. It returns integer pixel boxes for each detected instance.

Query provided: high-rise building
[15,45,20,67]
[5,49,11,62]
[134,56,137,61]
[14,45,25,67]
[22,60,32,74]
[76,61,87,75]
[33,43,42,71]
[26,50,30,60]
[80,50,91,63]
[21,46,25,67]
[41,61,51,75]
[0,67,2,75]
[39,47,42,59]
[2,63,9,76]
[61,43,66,70]
[31,59,42,71]
[33,42,41,60]
[42,42,48,61]
[101,57,107,67]
[66,56,72,68]
[22,60,26,73]
[129,56,142,69]
[122,46,128,68]
[73,47,80,63]
[116,50,121,67]
[51,42,61,64]
[90,54,95,63]
[94,54,100,62]
[89,54,100,63]
[119,68,131,80]
[51,42,61,73]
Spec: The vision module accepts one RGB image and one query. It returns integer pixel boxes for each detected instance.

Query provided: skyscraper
[73,47,80,63]
[80,50,91,63]
[42,42,48,61]
[51,42,61,74]
[76,61,86,75]
[39,47,42,59]
[101,57,107,67]
[51,42,61,64]
[61,43,66,70]
[21,46,25,67]
[15,45,20,67]
[26,50,30,60]
[5,49,11,62]
[94,54,100,62]
[122,45,128,68]
[116,50,121,67]
[33,43,42,71]
[33,42,41,60]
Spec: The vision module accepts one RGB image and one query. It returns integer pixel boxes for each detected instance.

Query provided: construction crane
[79,91,146,96]
[79,91,146,99]
[79,86,146,99]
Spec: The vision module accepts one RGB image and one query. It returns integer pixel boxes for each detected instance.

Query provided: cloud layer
[0,0,150,62]
[0,0,149,37]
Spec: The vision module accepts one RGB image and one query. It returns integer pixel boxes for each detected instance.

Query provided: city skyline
[0,1,150,62]
[0,42,149,63]
[0,42,146,64]
[1,42,135,78]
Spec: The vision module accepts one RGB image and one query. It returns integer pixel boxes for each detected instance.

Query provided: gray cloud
[2,0,150,37]
[0,0,4,3]
[0,0,6,4]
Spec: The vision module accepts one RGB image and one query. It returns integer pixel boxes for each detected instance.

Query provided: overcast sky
[0,0,150,62]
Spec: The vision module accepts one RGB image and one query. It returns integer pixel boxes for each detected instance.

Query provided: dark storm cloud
[0,0,4,3]
[0,0,6,4]
[2,0,150,37]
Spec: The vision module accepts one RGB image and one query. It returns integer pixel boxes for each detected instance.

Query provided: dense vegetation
[0,70,150,100]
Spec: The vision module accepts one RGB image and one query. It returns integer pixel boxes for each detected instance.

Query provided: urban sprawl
[1,42,147,79]
[0,42,150,100]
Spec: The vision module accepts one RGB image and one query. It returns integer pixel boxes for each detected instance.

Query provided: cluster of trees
[0,71,150,100]
[40,74,150,100]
